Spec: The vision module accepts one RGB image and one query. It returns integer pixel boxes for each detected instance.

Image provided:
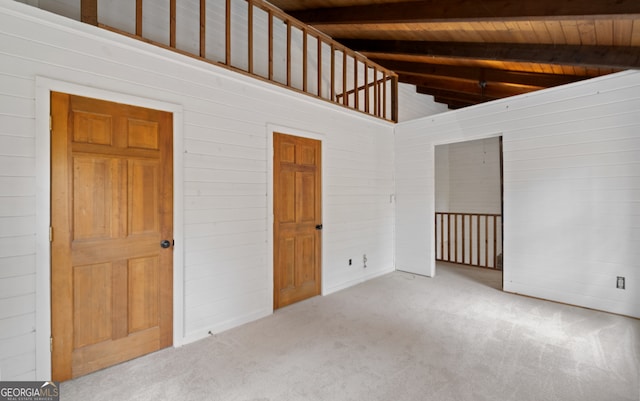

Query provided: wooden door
[50,92,173,381]
[273,133,322,309]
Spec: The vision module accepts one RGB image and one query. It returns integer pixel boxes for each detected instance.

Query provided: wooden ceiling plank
[530,20,553,44]
[288,1,640,25]
[595,19,614,45]
[559,20,582,45]
[631,19,640,46]
[577,19,597,45]
[613,19,633,46]
[544,20,566,44]
[337,39,640,69]
[506,20,532,43]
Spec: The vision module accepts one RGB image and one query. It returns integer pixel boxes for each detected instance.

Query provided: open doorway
[434,136,504,288]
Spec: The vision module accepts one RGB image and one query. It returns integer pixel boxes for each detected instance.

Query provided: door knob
[315,224,323,230]
[160,240,171,248]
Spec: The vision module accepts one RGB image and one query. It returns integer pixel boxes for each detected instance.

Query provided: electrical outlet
[348,259,352,266]
[617,276,625,290]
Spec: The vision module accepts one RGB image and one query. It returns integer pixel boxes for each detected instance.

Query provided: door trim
[266,124,326,310]
[35,77,185,380]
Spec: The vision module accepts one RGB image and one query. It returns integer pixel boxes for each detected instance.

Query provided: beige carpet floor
[61,262,640,401]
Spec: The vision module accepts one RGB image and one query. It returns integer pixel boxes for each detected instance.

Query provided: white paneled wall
[398,83,448,122]
[396,70,640,318]
[0,1,395,380]
[435,137,502,214]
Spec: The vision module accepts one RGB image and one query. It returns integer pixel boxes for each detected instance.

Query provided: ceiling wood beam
[398,72,543,99]
[338,39,640,70]
[416,87,500,104]
[290,1,640,25]
[435,97,478,109]
[369,58,584,88]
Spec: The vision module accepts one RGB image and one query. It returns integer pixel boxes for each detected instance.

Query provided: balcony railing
[435,212,503,270]
[79,0,398,122]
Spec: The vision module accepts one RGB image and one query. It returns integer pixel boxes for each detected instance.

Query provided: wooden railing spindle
[485,216,489,267]
[382,72,387,119]
[268,11,273,80]
[371,67,376,115]
[317,37,322,98]
[303,28,308,92]
[81,0,98,25]
[364,66,370,113]
[330,44,335,101]
[199,0,206,57]
[440,213,444,260]
[135,0,143,36]
[454,214,458,263]
[493,216,497,268]
[248,1,253,73]
[169,0,176,48]
[342,50,348,106]
[286,21,291,86]
[225,0,231,65]
[462,214,466,264]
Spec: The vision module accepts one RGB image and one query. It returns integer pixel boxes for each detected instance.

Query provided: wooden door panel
[127,119,159,150]
[278,170,296,223]
[73,263,113,348]
[72,156,115,241]
[279,237,296,290]
[129,160,160,235]
[298,144,317,165]
[297,172,317,222]
[295,235,316,287]
[128,256,160,333]
[279,141,296,163]
[273,133,321,309]
[71,327,160,378]
[51,92,173,381]
[72,110,113,145]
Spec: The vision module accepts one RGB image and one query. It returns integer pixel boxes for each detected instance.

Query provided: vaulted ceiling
[267,0,640,109]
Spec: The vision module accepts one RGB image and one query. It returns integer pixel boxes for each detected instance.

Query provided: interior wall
[396,70,640,319]
[0,2,396,381]
[398,83,448,122]
[435,137,502,214]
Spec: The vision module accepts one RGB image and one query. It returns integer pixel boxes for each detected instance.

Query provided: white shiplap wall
[396,70,640,318]
[397,83,448,122]
[435,137,502,214]
[0,1,395,380]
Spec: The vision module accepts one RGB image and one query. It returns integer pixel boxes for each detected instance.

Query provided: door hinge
[49,226,53,242]
[49,115,52,131]
[50,336,53,353]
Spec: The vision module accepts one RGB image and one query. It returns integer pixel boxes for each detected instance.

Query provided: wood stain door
[50,92,173,381]
[273,133,322,309]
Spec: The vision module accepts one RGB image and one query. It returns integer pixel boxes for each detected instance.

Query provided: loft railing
[79,0,399,122]
[435,212,503,270]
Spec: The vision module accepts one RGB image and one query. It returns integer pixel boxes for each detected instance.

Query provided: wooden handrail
[81,0,398,122]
